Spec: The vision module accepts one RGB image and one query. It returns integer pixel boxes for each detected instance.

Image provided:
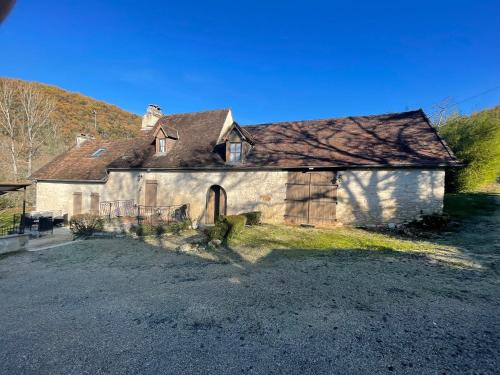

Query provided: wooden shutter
[73,192,82,215]
[145,180,158,207]
[90,193,100,214]
[285,171,337,226]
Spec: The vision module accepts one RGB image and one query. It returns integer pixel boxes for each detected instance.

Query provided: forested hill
[0,77,142,182]
[0,77,141,143]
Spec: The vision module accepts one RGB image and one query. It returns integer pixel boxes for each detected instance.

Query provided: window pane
[230,143,241,152]
[159,139,166,153]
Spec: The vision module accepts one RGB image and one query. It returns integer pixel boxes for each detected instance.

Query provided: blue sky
[1,0,499,124]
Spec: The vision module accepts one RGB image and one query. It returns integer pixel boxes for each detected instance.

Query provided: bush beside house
[69,214,104,238]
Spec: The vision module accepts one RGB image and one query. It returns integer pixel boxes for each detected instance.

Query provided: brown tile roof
[32,109,458,181]
[243,110,458,168]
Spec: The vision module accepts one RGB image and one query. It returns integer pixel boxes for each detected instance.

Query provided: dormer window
[159,138,166,153]
[152,124,179,155]
[229,142,242,162]
[219,122,255,164]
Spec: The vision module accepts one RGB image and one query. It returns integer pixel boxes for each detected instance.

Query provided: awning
[0,182,31,195]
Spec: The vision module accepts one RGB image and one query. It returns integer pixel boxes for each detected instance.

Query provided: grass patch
[444,193,498,219]
[230,224,436,255]
[0,210,20,232]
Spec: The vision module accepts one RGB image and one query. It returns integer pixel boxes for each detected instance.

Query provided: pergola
[0,182,31,234]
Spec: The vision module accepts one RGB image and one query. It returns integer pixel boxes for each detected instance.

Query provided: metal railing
[137,204,189,225]
[99,200,136,219]
[99,200,189,225]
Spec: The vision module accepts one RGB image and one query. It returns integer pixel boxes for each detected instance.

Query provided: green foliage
[132,219,192,237]
[206,221,229,241]
[167,219,192,234]
[223,215,247,240]
[439,106,500,191]
[230,224,438,253]
[205,215,247,242]
[69,214,104,238]
[241,211,262,225]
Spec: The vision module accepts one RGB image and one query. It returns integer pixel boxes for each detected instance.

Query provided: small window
[91,148,106,158]
[158,138,166,153]
[229,142,242,162]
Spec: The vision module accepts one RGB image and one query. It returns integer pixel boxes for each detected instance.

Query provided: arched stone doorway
[206,185,227,224]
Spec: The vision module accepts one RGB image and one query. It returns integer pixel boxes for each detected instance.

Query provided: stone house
[32,105,459,227]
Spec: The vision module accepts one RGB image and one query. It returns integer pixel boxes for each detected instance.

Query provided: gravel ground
[0,216,499,374]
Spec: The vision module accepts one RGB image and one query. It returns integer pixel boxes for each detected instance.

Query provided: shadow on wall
[338,169,443,226]
[144,170,287,225]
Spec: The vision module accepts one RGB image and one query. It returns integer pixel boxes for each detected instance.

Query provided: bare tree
[0,79,20,180]
[19,83,56,176]
[0,79,56,179]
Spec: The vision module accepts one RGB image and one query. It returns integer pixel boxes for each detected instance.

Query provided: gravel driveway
[0,217,498,374]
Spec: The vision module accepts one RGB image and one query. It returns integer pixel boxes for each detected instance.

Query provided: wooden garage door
[285,171,337,226]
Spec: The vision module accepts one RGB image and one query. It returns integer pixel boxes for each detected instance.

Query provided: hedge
[241,211,262,225]
[206,215,247,242]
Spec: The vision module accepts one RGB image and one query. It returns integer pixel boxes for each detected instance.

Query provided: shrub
[224,215,247,240]
[439,108,500,191]
[241,211,262,225]
[131,219,192,237]
[166,218,192,234]
[206,221,229,241]
[69,213,104,238]
[409,213,450,231]
[420,213,450,230]
[133,224,156,237]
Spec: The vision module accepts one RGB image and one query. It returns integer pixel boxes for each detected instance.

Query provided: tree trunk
[9,138,18,181]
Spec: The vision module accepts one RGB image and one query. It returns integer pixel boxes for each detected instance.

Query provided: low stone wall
[0,233,30,255]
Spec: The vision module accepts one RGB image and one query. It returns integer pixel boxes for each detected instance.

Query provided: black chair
[38,216,54,234]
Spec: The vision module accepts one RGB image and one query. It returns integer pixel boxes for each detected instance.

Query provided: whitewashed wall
[336,169,445,226]
[36,168,445,226]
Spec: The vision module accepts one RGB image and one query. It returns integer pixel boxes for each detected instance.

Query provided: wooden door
[206,188,216,224]
[285,171,337,226]
[145,180,157,207]
[206,186,227,224]
[90,193,100,214]
[73,192,82,215]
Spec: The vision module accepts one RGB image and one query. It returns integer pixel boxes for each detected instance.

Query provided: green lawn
[229,193,498,261]
[443,193,498,218]
[230,224,435,254]
[0,210,21,232]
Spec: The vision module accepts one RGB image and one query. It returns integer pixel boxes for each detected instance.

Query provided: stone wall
[142,170,288,224]
[35,170,288,224]
[336,169,445,226]
[35,172,140,217]
[35,168,445,226]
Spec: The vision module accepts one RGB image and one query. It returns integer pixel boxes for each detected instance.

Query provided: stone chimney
[76,133,94,147]
[141,104,163,130]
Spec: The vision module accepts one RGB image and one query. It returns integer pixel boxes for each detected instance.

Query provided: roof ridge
[243,109,423,128]
[160,108,230,118]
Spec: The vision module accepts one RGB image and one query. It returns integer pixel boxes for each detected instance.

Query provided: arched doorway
[206,185,227,224]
